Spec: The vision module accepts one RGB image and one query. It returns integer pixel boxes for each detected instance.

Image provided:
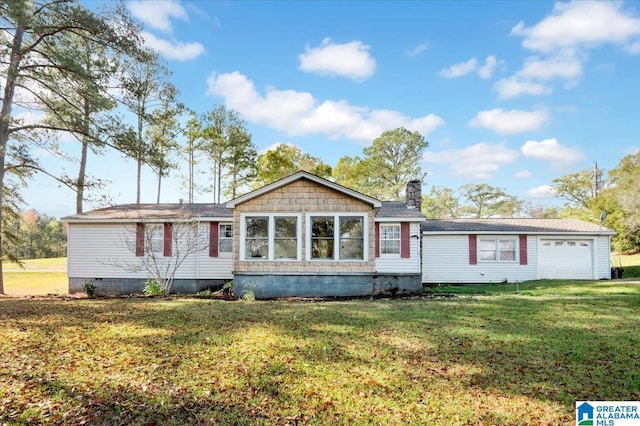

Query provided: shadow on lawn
[2,294,639,423]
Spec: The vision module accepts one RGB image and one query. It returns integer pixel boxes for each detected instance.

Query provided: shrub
[241,281,257,302]
[143,279,163,296]
[83,281,97,298]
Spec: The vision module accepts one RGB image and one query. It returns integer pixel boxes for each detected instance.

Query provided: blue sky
[25,0,640,217]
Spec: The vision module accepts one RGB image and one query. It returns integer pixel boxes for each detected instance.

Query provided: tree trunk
[0,20,25,294]
[156,166,162,204]
[188,138,194,203]
[76,97,91,214]
[136,102,143,204]
[216,162,222,204]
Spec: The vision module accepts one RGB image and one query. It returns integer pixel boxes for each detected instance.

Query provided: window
[146,224,164,254]
[309,214,365,261]
[245,217,268,259]
[241,215,300,261]
[340,217,364,260]
[311,217,334,259]
[275,217,297,259]
[479,238,516,262]
[219,224,233,253]
[380,224,400,255]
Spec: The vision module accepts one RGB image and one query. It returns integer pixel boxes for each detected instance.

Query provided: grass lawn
[1,281,639,425]
[3,258,68,296]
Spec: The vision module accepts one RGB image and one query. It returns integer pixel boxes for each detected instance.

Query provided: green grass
[4,257,66,271]
[1,282,639,425]
[611,251,640,277]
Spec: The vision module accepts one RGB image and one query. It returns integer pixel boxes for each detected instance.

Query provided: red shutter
[469,234,477,265]
[519,235,528,265]
[163,223,172,257]
[135,223,145,256]
[209,221,219,257]
[401,222,410,258]
[375,222,380,258]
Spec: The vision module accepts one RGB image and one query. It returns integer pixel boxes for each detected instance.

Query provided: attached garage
[539,239,593,279]
[422,218,616,284]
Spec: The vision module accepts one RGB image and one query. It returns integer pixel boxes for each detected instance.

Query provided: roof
[421,218,616,235]
[225,170,382,208]
[62,203,232,222]
[376,201,425,220]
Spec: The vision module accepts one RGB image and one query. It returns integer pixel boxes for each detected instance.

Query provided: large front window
[479,239,516,262]
[242,215,300,260]
[311,217,334,259]
[245,217,268,259]
[309,214,365,261]
[275,217,297,259]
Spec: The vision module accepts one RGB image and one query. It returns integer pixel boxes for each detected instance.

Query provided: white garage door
[539,239,593,279]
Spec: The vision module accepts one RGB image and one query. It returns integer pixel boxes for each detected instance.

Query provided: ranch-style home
[62,171,616,298]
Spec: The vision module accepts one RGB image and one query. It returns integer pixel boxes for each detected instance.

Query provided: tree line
[1,1,638,294]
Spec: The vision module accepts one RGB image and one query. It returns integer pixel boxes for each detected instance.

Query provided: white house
[421,218,615,284]
[62,171,616,297]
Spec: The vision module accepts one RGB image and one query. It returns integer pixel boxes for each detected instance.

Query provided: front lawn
[1,281,638,425]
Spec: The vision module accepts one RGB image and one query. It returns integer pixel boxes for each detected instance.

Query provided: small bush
[143,279,163,296]
[83,281,97,298]
[241,281,257,302]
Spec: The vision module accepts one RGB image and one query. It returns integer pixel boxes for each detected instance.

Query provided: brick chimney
[406,180,422,210]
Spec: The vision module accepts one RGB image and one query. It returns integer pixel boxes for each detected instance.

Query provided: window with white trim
[242,215,300,261]
[146,223,164,254]
[380,224,400,255]
[479,238,516,262]
[219,224,233,254]
[245,217,269,259]
[309,214,365,261]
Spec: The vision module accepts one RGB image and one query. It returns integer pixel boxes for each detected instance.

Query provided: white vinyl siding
[67,223,232,280]
[421,234,537,284]
[376,222,421,274]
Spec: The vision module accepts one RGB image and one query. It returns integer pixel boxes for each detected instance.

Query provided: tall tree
[0,0,140,293]
[422,186,459,219]
[253,144,331,189]
[607,152,640,251]
[332,155,374,195]
[361,127,428,200]
[201,105,256,203]
[552,167,604,208]
[145,85,182,203]
[118,50,172,204]
[458,183,522,218]
[224,126,257,200]
[182,116,203,203]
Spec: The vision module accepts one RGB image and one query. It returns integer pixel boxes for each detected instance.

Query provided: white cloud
[406,43,428,57]
[526,185,557,198]
[511,1,640,52]
[298,38,376,81]
[518,50,582,81]
[493,77,552,100]
[469,109,549,135]
[141,32,205,61]
[127,0,188,33]
[515,170,532,179]
[207,71,444,142]
[423,143,519,180]
[478,55,498,79]
[439,57,477,78]
[520,138,585,168]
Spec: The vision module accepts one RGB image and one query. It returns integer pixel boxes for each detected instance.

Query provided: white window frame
[239,213,302,261]
[146,223,164,254]
[479,238,517,263]
[380,223,401,257]
[218,223,233,257]
[305,213,368,262]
